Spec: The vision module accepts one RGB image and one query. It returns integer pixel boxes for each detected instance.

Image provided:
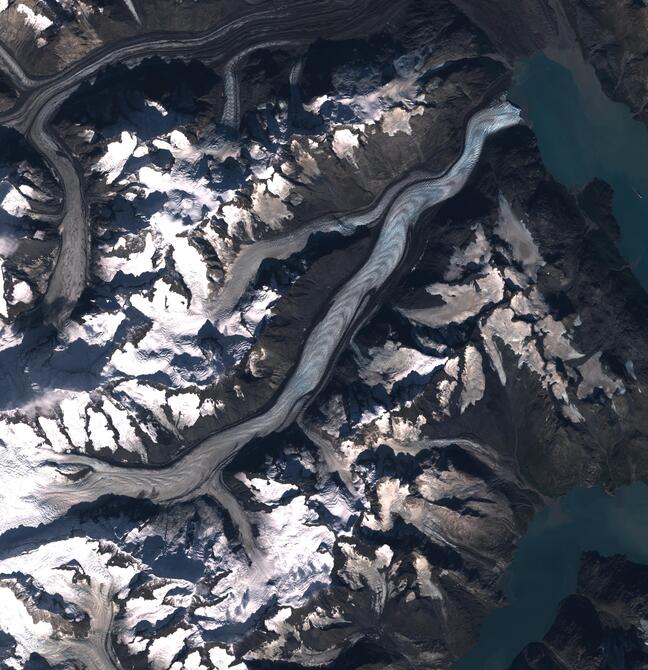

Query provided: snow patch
[16,4,53,33]
[235,472,298,504]
[401,267,504,328]
[459,346,485,413]
[357,340,446,393]
[332,129,359,162]
[496,195,544,279]
[95,131,138,184]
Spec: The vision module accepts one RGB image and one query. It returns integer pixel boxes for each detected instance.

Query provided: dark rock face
[449,0,563,56]
[578,178,620,242]
[558,0,648,127]
[447,0,648,128]
[511,552,648,670]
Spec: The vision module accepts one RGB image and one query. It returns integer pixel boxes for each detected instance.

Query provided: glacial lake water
[453,483,648,669]
[508,51,648,289]
[454,51,648,669]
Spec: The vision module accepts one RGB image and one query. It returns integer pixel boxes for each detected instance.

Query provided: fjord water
[453,483,648,669]
[454,52,648,669]
[509,51,648,288]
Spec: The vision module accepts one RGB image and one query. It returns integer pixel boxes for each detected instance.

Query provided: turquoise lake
[509,51,648,288]
[454,51,648,669]
[453,483,648,669]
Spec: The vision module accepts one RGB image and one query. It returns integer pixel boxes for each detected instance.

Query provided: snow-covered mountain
[0,0,648,668]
